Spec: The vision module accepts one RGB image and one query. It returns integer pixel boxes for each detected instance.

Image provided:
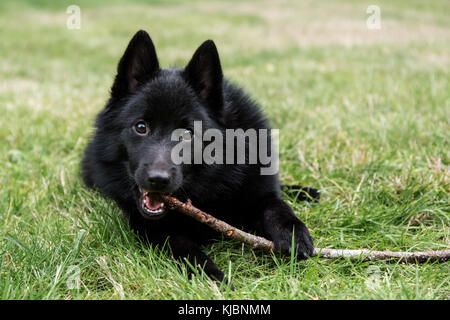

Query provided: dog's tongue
[144,193,163,211]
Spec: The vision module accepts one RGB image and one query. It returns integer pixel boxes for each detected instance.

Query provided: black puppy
[82,30,315,282]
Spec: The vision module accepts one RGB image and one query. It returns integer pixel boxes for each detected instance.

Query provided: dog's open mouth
[139,188,167,217]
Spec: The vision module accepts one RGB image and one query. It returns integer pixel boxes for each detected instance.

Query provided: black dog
[82,30,315,282]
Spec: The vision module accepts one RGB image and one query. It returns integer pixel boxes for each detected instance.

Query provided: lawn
[0,0,449,299]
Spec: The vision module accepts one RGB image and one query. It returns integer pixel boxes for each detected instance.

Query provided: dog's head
[102,30,224,220]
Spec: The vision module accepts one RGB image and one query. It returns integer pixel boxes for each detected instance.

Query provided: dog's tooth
[160,203,164,207]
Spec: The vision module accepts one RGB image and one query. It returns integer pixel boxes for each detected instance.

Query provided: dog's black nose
[147,170,170,190]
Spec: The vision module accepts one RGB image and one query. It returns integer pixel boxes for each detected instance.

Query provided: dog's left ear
[184,40,223,111]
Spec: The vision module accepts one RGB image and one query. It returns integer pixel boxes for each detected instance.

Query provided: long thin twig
[162,196,450,263]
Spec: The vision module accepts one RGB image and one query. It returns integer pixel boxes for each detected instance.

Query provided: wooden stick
[312,248,450,263]
[162,196,450,263]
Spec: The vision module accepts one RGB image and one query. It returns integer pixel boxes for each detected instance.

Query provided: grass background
[0,0,449,299]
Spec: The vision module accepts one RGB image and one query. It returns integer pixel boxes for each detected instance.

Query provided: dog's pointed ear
[184,40,223,110]
[111,30,159,98]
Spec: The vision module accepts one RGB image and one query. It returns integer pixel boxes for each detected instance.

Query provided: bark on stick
[162,196,450,263]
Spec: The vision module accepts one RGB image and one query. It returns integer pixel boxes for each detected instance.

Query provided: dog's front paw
[272,221,314,260]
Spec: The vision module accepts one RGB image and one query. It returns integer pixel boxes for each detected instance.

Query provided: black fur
[82,30,314,282]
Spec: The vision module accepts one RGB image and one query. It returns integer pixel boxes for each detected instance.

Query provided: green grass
[1,0,449,299]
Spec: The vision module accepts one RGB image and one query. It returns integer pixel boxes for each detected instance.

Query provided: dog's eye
[180,129,193,141]
[134,121,149,135]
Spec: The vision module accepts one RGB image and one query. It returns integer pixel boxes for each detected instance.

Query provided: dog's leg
[126,211,226,282]
[258,196,314,259]
[164,235,225,282]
